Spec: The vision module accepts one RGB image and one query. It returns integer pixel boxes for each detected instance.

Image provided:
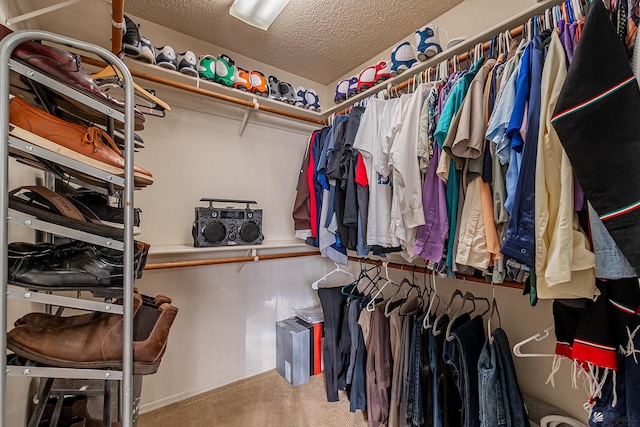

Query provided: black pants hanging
[318,287,347,402]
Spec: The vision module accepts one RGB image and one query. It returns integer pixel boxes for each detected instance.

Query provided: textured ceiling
[122,0,464,85]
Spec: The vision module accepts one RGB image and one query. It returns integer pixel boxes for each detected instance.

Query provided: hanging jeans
[318,287,347,402]
[443,315,486,427]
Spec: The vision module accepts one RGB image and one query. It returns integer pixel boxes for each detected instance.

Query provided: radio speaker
[192,199,264,247]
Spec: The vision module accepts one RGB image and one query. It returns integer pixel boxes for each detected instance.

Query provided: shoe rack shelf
[0,30,139,427]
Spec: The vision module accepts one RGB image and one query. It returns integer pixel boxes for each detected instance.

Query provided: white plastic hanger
[423,271,441,329]
[513,326,556,358]
[311,261,354,290]
[539,415,587,427]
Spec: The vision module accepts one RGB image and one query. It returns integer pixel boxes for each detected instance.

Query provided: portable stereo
[192,198,264,247]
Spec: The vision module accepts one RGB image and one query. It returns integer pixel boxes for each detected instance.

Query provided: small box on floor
[275,319,310,386]
[291,317,324,376]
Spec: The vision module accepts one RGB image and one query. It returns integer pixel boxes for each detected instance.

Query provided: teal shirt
[433,58,485,272]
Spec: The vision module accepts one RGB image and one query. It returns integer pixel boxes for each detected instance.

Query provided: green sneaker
[198,55,216,81]
[214,54,235,87]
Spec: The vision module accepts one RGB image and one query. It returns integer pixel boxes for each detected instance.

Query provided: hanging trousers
[318,287,347,402]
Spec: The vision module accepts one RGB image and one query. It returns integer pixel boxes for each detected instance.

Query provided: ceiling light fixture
[229,0,290,30]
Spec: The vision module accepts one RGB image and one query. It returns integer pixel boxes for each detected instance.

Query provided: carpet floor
[137,370,368,427]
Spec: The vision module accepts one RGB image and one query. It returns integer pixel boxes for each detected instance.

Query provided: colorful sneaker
[357,64,376,92]
[334,78,349,103]
[138,36,154,64]
[250,71,268,97]
[154,46,177,71]
[268,76,281,101]
[197,55,216,80]
[234,67,251,91]
[415,24,442,61]
[177,51,198,77]
[279,81,295,104]
[122,15,141,57]
[347,76,359,98]
[375,59,391,82]
[306,89,320,112]
[391,41,417,76]
[295,86,307,108]
[214,54,235,86]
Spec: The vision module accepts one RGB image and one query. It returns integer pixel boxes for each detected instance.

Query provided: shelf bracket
[5,0,85,27]
[238,99,260,137]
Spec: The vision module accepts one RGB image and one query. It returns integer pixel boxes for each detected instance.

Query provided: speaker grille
[203,221,226,243]
[240,221,260,243]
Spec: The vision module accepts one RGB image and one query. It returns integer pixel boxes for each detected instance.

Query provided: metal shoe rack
[0,31,138,427]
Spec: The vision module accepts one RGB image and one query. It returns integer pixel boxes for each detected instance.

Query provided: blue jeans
[429,315,447,427]
[406,313,427,426]
[443,315,486,427]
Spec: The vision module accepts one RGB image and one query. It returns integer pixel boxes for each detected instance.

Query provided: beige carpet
[138,370,368,427]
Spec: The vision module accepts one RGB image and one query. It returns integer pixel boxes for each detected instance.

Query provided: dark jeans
[443,315,486,427]
[318,287,347,402]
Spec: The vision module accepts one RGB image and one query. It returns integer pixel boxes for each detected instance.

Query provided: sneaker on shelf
[122,15,141,57]
[391,41,417,76]
[279,81,295,104]
[234,67,251,91]
[154,45,177,71]
[306,89,320,112]
[357,64,376,93]
[137,36,155,64]
[214,54,235,86]
[334,78,349,103]
[415,24,442,61]
[347,76,359,98]
[268,76,281,101]
[295,86,307,108]
[177,51,198,77]
[375,59,391,82]
[197,55,216,81]
[250,71,268,97]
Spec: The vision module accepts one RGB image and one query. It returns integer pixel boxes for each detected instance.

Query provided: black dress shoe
[71,191,141,230]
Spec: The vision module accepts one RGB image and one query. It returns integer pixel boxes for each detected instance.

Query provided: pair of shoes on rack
[9,96,153,188]
[7,238,150,292]
[8,292,179,375]
[390,24,443,75]
[155,45,199,77]
[268,76,297,104]
[0,24,146,132]
[294,87,321,111]
[197,54,236,87]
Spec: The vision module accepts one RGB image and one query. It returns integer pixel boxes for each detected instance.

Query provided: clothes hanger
[385,266,423,317]
[91,64,171,112]
[366,261,396,312]
[311,261,355,290]
[445,290,490,341]
[432,285,464,336]
[512,326,556,357]
[539,415,587,427]
[487,283,502,343]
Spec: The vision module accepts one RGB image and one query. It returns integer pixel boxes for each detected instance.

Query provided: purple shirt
[414,144,449,261]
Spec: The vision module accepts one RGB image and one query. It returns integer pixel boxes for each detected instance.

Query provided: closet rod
[347,256,525,290]
[79,55,326,126]
[144,250,321,270]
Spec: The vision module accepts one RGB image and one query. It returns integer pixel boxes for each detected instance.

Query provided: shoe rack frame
[0,30,137,427]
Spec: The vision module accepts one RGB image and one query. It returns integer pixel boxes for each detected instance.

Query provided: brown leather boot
[9,97,152,187]
[15,294,172,328]
[7,294,179,374]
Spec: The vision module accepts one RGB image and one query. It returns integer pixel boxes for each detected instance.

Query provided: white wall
[2,0,591,424]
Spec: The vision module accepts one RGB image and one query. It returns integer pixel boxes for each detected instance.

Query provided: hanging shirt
[353,98,394,247]
[535,31,596,299]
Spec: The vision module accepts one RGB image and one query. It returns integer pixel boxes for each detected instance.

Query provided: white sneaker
[177,51,198,77]
[138,36,154,64]
[155,46,177,71]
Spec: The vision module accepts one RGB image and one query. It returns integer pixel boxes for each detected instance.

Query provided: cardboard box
[275,319,310,386]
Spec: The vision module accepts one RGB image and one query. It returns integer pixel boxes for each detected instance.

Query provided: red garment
[355,152,368,186]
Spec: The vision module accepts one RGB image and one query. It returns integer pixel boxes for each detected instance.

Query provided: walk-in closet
[0,0,636,425]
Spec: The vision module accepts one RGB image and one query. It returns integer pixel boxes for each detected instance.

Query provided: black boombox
[192,198,264,247]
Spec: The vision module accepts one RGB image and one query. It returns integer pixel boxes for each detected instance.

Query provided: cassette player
[192,198,264,247]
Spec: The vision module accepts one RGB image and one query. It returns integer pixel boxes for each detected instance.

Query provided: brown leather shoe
[8,294,178,375]
[0,24,145,131]
[15,293,172,328]
[9,97,153,187]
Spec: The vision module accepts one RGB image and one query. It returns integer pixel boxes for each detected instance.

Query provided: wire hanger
[92,65,171,112]
[512,326,556,358]
[367,261,396,312]
[311,261,355,290]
